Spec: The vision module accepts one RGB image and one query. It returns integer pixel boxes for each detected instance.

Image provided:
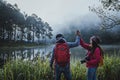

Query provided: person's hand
[76,30,81,36]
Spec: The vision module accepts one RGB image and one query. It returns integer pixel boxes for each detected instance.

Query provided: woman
[80,35,103,80]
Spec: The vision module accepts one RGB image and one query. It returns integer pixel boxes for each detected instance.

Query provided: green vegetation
[0,0,53,46]
[0,54,120,80]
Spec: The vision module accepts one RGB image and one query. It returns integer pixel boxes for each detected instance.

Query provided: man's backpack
[54,43,70,66]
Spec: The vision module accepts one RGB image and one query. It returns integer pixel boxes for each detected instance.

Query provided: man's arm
[67,36,80,48]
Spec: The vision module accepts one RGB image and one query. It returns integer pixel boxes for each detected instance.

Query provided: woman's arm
[80,38,91,50]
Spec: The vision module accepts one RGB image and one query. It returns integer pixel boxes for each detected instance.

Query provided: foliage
[0,54,120,80]
[62,24,120,44]
[89,0,120,30]
[0,0,53,44]
[90,6,120,30]
[100,0,120,11]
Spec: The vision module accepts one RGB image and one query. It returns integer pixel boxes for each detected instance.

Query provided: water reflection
[0,45,120,66]
[0,45,53,67]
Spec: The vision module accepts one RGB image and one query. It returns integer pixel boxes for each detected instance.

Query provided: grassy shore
[0,54,120,80]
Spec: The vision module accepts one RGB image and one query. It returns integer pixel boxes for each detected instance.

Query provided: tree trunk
[14,26,16,41]
[2,26,5,40]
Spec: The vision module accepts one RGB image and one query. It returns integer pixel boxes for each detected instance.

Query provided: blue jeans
[87,67,97,80]
[55,64,72,80]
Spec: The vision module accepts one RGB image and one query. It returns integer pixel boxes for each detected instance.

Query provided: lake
[0,45,120,62]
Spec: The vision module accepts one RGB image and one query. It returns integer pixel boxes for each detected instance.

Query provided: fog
[6,0,100,33]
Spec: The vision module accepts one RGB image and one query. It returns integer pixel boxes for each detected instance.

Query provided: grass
[0,54,120,80]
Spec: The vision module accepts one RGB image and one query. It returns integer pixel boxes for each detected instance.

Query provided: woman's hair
[90,36,103,55]
[90,36,100,44]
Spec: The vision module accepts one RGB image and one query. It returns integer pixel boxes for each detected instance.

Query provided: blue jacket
[50,36,80,66]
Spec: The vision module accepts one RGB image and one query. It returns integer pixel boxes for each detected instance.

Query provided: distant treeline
[80,27,120,44]
[0,0,53,45]
[62,24,120,44]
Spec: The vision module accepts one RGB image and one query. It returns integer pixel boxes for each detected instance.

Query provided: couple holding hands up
[50,30,103,80]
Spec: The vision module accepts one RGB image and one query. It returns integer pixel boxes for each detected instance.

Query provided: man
[50,30,80,80]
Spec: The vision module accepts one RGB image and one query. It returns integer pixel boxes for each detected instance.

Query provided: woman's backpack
[98,47,104,67]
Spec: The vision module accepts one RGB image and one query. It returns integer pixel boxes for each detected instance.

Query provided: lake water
[0,45,120,61]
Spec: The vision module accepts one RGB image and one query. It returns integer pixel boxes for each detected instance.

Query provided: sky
[6,0,100,33]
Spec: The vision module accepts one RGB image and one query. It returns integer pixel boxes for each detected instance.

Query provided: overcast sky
[6,0,100,33]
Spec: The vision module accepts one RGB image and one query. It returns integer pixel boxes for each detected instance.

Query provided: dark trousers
[55,64,72,80]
